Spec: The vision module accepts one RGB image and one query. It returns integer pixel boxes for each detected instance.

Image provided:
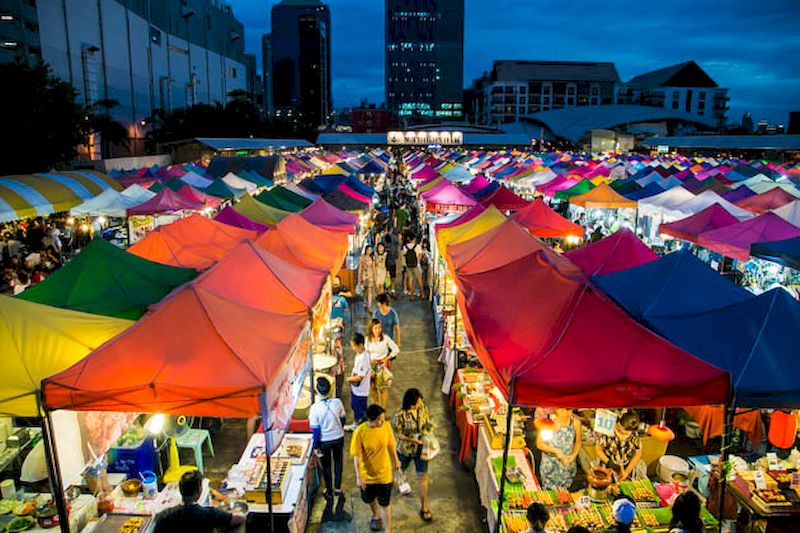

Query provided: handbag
[420,432,441,461]
[395,468,412,495]
[375,363,394,388]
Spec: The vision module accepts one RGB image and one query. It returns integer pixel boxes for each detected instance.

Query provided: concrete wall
[98,154,171,171]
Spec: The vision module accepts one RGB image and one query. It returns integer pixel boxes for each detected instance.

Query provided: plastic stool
[174,429,214,473]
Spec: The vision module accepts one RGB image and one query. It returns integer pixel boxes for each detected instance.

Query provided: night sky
[230,0,800,125]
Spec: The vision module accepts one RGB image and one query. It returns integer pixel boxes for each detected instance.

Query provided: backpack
[404,244,418,268]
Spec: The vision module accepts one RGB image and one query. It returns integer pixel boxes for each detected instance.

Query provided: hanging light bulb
[535,417,558,442]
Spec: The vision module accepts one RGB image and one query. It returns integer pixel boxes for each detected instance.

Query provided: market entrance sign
[387,131,463,146]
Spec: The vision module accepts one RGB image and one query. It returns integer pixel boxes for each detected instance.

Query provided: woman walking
[374,242,389,296]
[393,388,434,522]
[358,244,377,311]
[365,318,399,409]
[536,408,582,489]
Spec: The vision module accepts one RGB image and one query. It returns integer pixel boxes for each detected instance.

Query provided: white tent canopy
[120,184,156,206]
[221,172,258,193]
[773,200,800,227]
[638,186,697,218]
[180,171,213,189]
[748,180,800,198]
[70,185,155,218]
[679,190,754,220]
[284,182,318,201]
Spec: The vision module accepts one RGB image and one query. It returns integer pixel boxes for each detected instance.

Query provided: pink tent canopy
[565,229,658,276]
[659,204,739,244]
[698,212,800,261]
[300,198,358,233]
[434,205,486,233]
[421,181,478,213]
[538,175,580,194]
[178,185,221,208]
[214,206,271,232]
[336,183,371,204]
[461,175,491,195]
[127,188,204,216]
[411,166,439,182]
[735,188,797,214]
[479,185,530,211]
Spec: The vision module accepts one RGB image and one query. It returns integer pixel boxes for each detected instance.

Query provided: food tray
[274,435,311,465]
[619,479,660,503]
[90,513,152,533]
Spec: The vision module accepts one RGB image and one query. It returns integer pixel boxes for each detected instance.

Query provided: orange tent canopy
[255,213,348,276]
[511,198,584,239]
[446,219,580,276]
[128,214,258,270]
[194,241,328,315]
[42,286,308,416]
[569,182,637,209]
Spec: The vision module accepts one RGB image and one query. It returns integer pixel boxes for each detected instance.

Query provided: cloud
[229,0,800,122]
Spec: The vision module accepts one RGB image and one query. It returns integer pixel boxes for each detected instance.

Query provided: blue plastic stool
[174,429,214,473]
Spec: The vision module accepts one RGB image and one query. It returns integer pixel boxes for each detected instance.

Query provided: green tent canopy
[255,187,310,212]
[204,179,246,199]
[149,181,165,193]
[555,179,595,201]
[17,238,197,319]
[165,177,186,191]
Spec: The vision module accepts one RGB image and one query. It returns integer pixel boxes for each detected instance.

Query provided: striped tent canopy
[0,171,121,222]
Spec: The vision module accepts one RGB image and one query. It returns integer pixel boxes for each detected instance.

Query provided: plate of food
[5,516,35,532]
[0,501,12,515]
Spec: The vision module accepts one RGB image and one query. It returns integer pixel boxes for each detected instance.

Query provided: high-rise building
[467,60,620,125]
[788,112,800,135]
[619,61,729,128]
[385,0,464,123]
[269,0,332,127]
[262,33,273,116]
[0,0,41,64]
[3,0,249,156]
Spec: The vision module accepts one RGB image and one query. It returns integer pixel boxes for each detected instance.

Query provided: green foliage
[0,61,87,174]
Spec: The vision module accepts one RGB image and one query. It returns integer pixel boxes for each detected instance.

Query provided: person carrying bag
[392,389,435,522]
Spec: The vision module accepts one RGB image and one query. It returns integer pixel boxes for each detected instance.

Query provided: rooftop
[626,61,719,89]
[491,59,620,83]
[641,135,800,151]
[194,138,313,150]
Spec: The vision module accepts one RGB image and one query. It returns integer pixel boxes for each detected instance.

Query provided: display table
[0,494,96,532]
[728,475,800,533]
[449,369,483,464]
[0,427,41,473]
[683,406,764,447]
[230,433,316,533]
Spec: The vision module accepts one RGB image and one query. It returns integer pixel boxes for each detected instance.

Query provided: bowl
[120,479,142,497]
[587,466,613,489]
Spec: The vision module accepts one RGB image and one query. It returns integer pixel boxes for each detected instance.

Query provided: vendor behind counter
[153,471,244,533]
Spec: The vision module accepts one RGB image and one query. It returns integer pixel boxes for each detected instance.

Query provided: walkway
[306,296,485,532]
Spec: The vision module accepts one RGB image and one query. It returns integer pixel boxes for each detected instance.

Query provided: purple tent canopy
[214,206,271,232]
[461,175,491,195]
[698,212,800,261]
[299,198,358,233]
[722,186,757,203]
[659,204,740,244]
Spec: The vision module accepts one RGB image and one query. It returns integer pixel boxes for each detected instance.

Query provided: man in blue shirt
[373,293,400,346]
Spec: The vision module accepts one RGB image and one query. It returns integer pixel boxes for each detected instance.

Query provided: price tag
[792,472,800,490]
[767,453,779,471]
[754,469,767,490]
[576,495,591,510]
[594,409,618,436]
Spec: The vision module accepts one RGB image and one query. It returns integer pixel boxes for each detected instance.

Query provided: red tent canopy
[42,285,308,416]
[299,198,359,233]
[698,212,800,261]
[128,214,257,270]
[565,229,657,275]
[255,213,348,275]
[511,198,584,239]
[479,185,530,211]
[178,185,221,208]
[735,188,797,214]
[659,204,739,244]
[126,187,204,216]
[454,251,730,407]
[447,219,580,276]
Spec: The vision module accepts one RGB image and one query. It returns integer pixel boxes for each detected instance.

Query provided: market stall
[565,228,657,276]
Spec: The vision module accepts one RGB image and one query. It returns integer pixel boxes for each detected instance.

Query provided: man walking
[345,333,371,431]
[351,404,402,533]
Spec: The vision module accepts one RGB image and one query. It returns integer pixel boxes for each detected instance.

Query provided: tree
[85,99,130,159]
[0,61,86,174]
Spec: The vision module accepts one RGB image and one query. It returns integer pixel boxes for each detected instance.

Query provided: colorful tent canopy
[0,171,121,222]
[284,182,319,201]
[179,172,213,189]
[127,188,204,216]
[323,187,369,212]
[203,179,246,199]
[554,179,594,201]
[436,205,505,255]
[234,194,291,226]
[650,289,800,407]
[1,296,131,416]
[510,199,583,239]
[120,184,158,206]
[421,181,478,213]
[213,206,271,232]
[222,172,258,193]
[417,176,444,192]
[255,213,348,276]
[206,156,282,182]
[256,187,312,212]
[773,200,800,227]
[177,185,221,208]
[433,204,486,233]
[569,183,637,209]
[42,285,308,416]
[722,186,756,204]
[70,187,152,218]
[337,183,371,204]
[593,250,752,319]
[16,239,196,319]
[461,175,491,195]
[659,204,740,244]
[471,181,500,199]
[128,214,258,270]
[735,187,797,214]
[565,229,657,275]
[299,198,358,233]
[698,212,800,261]
[638,187,697,218]
[750,237,800,270]
[677,190,754,220]
[454,251,729,407]
[478,185,530,211]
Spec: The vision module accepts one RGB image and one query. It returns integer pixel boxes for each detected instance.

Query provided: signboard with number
[754,469,767,490]
[767,452,780,471]
[791,472,800,490]
[576,495,591,510]
[594,409,618,436]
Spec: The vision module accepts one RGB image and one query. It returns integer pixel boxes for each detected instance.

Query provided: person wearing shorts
[393,388,433,522]
[345,333,371,431]
[351,404,401,532]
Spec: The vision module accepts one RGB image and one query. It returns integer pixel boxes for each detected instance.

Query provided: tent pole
[259,392,276,533]
[41,408,70,532]
[716,393,736,522]
[494,377,516,533]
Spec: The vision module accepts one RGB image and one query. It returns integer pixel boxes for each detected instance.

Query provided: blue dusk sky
[230,0,800,125]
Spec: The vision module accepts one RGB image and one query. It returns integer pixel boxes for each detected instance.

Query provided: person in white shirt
[365,318,399,408]
[346,333,371,431]
[309,376,349,519]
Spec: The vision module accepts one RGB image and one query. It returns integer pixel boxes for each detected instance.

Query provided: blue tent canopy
[625,181,665,201]
[751,236,800,271]
[310,175,346,194]
[359,160,386,175]
[344,175,375,197]
[299,178,325,194]
[593,250,752,319]
[472,181,500,199]
[655,289,800,407]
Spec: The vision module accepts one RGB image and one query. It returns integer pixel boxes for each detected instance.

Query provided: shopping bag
[375,364,394,388]
[420,433,441,461]
[395,469,412,495]
[355,283,364,297]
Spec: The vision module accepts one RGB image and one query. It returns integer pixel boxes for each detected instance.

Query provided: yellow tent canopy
[437,205,506,257]
[321,165,349,176]
[233,194,291,227]
[418,176,444,193]
[0,296,132,416]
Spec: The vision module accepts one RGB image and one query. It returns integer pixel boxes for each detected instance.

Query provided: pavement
[202,294,486,532]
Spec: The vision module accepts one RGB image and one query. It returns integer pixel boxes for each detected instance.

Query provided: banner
[128,215,155,244]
